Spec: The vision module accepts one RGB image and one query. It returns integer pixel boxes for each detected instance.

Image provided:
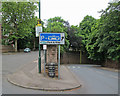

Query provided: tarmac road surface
[2,51,119,94]
[67,64,119,94]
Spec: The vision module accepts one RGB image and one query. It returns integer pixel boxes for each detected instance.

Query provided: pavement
[7,58,81,91]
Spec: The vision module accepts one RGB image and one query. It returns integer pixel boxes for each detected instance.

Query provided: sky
[35,0,110,26]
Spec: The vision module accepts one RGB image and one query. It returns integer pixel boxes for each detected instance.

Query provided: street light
[38,0,41,73]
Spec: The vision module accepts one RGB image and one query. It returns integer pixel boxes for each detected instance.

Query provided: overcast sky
[36,0,109,25]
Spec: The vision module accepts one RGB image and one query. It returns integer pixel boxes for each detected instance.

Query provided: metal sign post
[36,21,42,73]
[58,45,60,79]
[43,45,47,76]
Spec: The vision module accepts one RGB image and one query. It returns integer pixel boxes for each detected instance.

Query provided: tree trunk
[15,39,17,52]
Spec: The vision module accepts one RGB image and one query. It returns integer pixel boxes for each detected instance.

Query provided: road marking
[68,66,81,69]
[96,71,104,75]
[109,75,118,79]
[72,66,76,68]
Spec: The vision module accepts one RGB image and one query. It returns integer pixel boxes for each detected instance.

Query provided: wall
[2,45,15,53]
[102,59,119,69]
[46,45,58,64]
[61,51,119,69]
[60,51,94,64]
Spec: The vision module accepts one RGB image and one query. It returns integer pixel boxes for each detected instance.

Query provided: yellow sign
[37,19,41,26]
[37,23,41,26]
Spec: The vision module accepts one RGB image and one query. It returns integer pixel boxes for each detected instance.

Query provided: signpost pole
[43,45,47,76]
[38,0,41,73]
[44,49,46,76]
[58,45,60,79]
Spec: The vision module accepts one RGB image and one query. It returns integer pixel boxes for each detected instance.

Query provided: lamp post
[38,0,41,73]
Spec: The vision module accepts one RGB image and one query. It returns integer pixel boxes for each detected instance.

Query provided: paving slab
[7,61,81,91]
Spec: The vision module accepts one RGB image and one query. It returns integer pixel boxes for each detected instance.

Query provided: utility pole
[38,0,41,73]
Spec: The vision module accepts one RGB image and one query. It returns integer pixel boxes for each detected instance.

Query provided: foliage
[45,17,70,54]
[86,19,105,61]
[75,2,120,62]
[17,17,40,50]
[78,15,96,46]
[75,15,96,57]
[68,25,81,51]
[97,1,120,61]
[2,2,37,51]
[0,3,2,24]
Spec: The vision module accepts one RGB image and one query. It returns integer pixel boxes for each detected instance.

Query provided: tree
[0,2,2,24]
[86,19,105,61]
[2,2,37,52]
[68,25,81,51]
[97,1,120,61]
[75,15,96,55]
[77,2,120,63]
[45,17,70,54]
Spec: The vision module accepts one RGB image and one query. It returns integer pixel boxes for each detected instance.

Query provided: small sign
[37,19,41,26]
[39,33,65,45]
[43,45,47,50]
[36,25,42,37]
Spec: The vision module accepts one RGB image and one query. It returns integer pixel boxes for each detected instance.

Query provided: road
[67,64,119,94]
[2,51,119,94]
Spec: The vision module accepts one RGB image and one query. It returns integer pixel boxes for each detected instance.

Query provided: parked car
[24,48,31,53]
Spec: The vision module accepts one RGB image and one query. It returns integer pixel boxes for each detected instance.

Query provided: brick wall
[2,45,15,52]
[61,51,94,64]
[45,45,58,77]
[102,59,119,69]
[46,45,58,64]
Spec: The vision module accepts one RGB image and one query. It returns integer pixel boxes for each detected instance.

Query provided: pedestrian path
[7,61,81,91]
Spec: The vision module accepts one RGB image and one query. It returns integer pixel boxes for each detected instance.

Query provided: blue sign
[40,33,61,41]
[40,33,65,45]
